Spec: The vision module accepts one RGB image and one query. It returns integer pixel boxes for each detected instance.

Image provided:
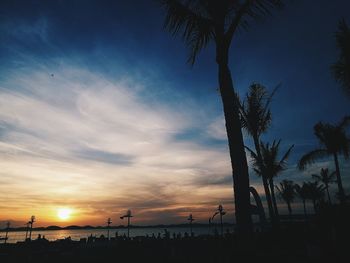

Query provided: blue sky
[0,0,349,226]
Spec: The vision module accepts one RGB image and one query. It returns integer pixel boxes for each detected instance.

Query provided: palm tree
[247,140,294,221]
[305,181,325,212]
[159,0,284,234]
[276,180,295,217]
[312,168,336,204]
[240,83,277,222]
[294,182,309,218]
[298,116,350,203]
[331,19,350,96]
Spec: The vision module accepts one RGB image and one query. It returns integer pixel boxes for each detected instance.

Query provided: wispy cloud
[0,59,238,226]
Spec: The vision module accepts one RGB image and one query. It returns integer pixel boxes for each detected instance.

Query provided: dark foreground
[0,206,349,263]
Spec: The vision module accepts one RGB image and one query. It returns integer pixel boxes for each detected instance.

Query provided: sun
[57,208,72,220]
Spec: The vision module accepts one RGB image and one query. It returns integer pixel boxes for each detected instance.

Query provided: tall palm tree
[331,19,350,96]
[312,168,336,204]
[276,180,295,217]
[240,83,277,222]
[159,0,284,233]
[298,116,350,203]
[294,182,309,218]
[247,140,293,221]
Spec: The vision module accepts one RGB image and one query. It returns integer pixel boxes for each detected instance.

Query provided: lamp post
[212,205,226,237]
[120,210,132,239]
[4,221,10,244]
[187,214,194,237]
[25,221,30,240]
[29,215,35,240]
[218,205,226,236]
[208,217,212,235]
[107,218,112,240]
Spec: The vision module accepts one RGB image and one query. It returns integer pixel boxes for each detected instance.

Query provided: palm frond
[261,82,280,115]
[240,82,275,136]
[245,145,259,162]
[298,148,328,170]
[160,0,215,65]
[331,18,350,96]
[311,174,322,181]
[222,0,284,45]
[279,144,294,165]
[338,115,350,130]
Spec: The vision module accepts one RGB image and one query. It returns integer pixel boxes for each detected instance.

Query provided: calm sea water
[0,226,235,243]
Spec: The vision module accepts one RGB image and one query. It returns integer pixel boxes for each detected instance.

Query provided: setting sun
[57,208,72,220]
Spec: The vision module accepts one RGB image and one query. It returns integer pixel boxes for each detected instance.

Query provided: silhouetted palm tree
[294,183,309,218]
[276,180,295,217]
[247,140,293,221]
[159,0,284,234]
[305,181,325,212]
[331,19,350,96]
[312,168,336,204]
[298,116,350,203]
[240,83,278,222]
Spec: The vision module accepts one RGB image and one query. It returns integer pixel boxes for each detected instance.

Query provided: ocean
[0,226,235,243]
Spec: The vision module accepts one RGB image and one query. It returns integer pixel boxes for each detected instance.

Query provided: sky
[0,0,349,227]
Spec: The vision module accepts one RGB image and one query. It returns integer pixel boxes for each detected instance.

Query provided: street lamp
[211,205,226,237]
[107,218,112,240]
[29,216,35,240]
[120,210,132,239]
[187,214,194,237]
[4,221,10,244]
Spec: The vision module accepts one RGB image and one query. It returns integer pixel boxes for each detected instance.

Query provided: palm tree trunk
[302,199,307,219]
[269,178,279,222]
[312,199,317,213]
[217,45,252,234]
[333,153,345,203]
[326,185,332,205]
[253,136,275,223]
[287,201,292,219]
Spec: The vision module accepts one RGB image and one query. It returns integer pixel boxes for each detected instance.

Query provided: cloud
[206,117,227,140]
[0,59,238,225]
